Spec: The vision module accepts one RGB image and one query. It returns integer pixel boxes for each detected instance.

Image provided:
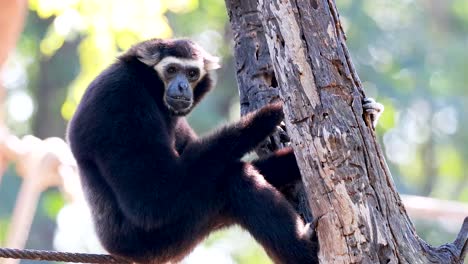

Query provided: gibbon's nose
[178,82,189,92]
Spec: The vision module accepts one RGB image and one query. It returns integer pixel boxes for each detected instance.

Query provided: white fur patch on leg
[363,97,384,129]
[303,222,313,239]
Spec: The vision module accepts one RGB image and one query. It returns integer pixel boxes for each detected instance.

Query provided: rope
[0,247,132,263]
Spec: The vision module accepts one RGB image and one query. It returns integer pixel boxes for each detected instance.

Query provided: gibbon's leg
[227,162,318,264]
[251,147,302,190]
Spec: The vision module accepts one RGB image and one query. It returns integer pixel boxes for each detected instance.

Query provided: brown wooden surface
[225,0,467,263]
[224,0,314,223]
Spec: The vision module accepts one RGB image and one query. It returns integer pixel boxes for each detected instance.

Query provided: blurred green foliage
[41,190,65,219]
[29,0,186,119]
[339,0,468,203]
[0,0,467,263]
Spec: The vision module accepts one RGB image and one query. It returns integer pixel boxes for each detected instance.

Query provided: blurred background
[0,0,467,263]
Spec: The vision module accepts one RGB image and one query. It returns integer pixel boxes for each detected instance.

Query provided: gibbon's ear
[136,44,161,66]
[184,41,221,71]
[204,54,221,71]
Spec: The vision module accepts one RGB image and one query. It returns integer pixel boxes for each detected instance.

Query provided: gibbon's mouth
[166,96,193,114]
[168,95,191,102]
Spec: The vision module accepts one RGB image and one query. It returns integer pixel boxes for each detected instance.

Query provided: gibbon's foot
[363,97,384,129]
[303,216,320,240]
[276,121,291,145]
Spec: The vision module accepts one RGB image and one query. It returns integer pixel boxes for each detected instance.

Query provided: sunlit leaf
[233,245,271,264]
[29,0,79,19]
[61,100,75,121]
[452,0,468,25]
[437,145,463,181]
[39,27,65,56]
[30,0,174,119]
[392,69,415,93]
[377,98,395,131]
[459,187,468,202]
[42,190,66,219]
[0,218,9,245]
[166,0,198,14]
[429,71,452,95]
[398,150,424,186]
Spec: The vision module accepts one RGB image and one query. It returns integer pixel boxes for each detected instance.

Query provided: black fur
[67,39,318,264]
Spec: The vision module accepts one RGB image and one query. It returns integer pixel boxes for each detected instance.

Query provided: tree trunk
[225,0,468,263]
[224,0,314,223]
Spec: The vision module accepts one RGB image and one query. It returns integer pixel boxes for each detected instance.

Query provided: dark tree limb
[225,0,468,263]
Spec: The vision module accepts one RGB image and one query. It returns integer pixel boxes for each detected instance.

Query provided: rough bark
[224,0,313,222]
[225,0,468,263]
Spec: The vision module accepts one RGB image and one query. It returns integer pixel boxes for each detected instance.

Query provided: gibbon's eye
[166,66,177,74]
[187,69,200,81]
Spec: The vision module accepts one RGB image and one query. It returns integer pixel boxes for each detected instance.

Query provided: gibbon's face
[132,39,220,116]
[154,57,205,115]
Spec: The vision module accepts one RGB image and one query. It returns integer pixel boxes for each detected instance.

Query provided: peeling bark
[225,0,468,263]
[224,0,313,221]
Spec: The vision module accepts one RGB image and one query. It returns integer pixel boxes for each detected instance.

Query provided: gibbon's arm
[93,136,182,230]
[182,103,284,163]
[174,118,198,155]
